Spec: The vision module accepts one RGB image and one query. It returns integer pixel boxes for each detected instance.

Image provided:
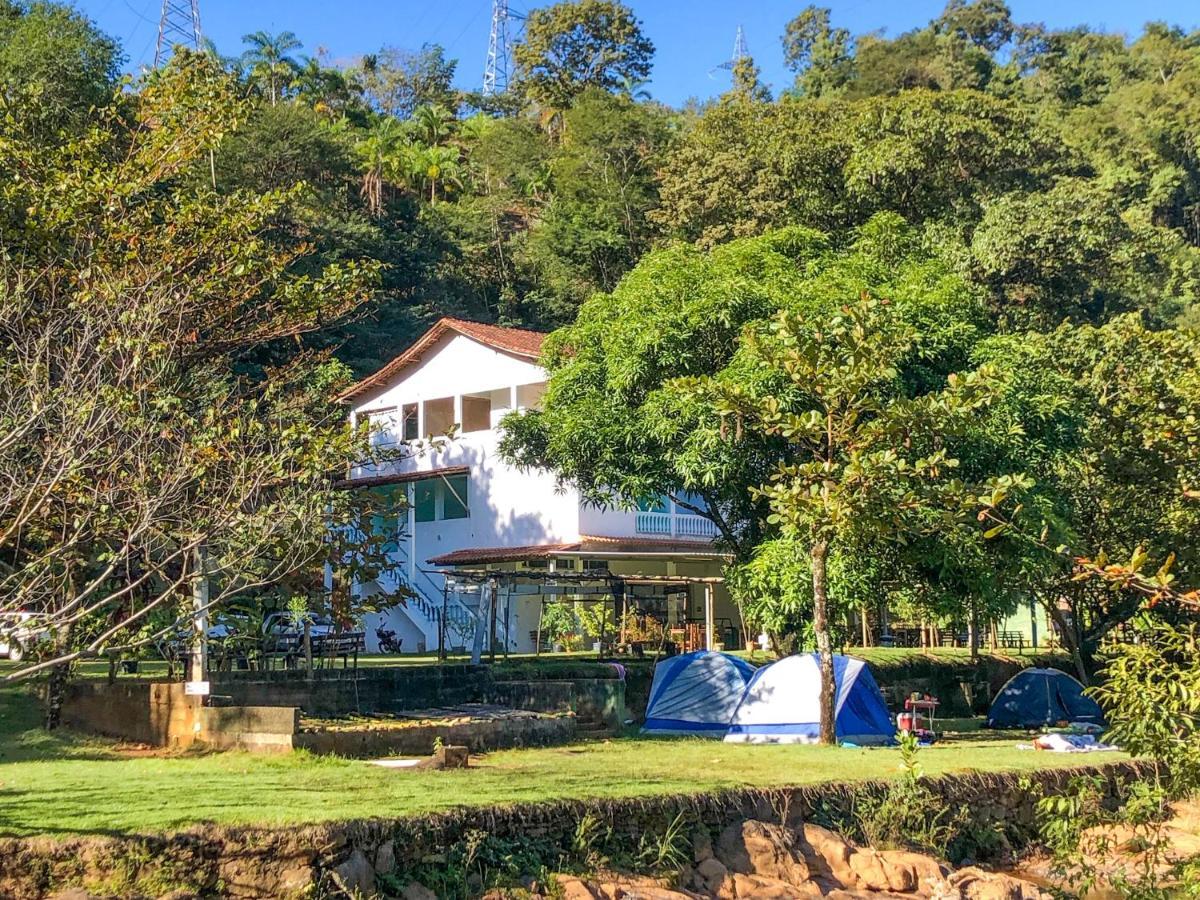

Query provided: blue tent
[986,667,1106,729]
[642,651,757,736]
[724,654,894,745]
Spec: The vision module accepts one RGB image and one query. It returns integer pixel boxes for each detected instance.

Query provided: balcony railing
[635,512,718,539]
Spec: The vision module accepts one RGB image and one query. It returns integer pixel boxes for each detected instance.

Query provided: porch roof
[334,465,470,490]
[425,534,728,567]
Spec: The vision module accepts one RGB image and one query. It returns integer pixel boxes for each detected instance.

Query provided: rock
[156,892,198,900]
[399,883,438,900]
[331,849,375,898]
[848,848,893,891]
[715,821,810,886]
[48,891,95,900]
[878,849,950,894]
[695,856,729,892]
[796,824,858,889]
[727,873,822,898]
[949,867,1045,900]
[824,890,912,899]
[417,744,470,769]
[693,828,714,863]
[373,840,395,875]
[555,875,600,900]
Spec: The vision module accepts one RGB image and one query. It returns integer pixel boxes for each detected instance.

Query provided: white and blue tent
[642,651,757,736]
[724,654,894,745]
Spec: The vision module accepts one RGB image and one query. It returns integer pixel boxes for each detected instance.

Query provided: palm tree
[411,103,454,147]
[354,117,408,215]
[241,31,303,106]
[619,75,652,101]
[417,145,464,204]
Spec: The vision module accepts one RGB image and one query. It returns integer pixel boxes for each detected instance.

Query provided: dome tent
[986,667,1106,729]
[642,651,757,736]
[724,654,894,745]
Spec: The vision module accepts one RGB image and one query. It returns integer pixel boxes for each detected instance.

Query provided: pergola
[427,567,726,662]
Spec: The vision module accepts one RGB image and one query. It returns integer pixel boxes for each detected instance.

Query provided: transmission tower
[710,25,750,77]
[155,0,202,67]
[731,24,749,64]
[483,0,512,96]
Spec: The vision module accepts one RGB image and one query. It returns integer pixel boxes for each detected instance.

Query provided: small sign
[184,680,210,697]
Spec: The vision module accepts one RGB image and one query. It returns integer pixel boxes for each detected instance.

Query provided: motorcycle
[375,627,403,654]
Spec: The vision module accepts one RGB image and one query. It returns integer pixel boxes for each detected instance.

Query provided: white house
[339,317,740,655]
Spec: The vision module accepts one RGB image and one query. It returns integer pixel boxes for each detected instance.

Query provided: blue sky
[74,0,1199,107]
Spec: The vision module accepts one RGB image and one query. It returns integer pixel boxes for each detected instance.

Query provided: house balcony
[634,512,719,540]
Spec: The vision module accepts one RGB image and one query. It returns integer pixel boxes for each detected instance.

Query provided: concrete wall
[60,681,299,751]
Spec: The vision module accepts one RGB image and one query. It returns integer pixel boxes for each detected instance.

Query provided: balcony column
[704,582,715,651]
[453,394,463,431]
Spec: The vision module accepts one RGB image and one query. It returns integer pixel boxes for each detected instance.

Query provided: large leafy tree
[975,315,1200,679]
[0,0,121,140]
[354,43,459,118]
[693,298,1004,743]
[0,52,401,721]
[513,0,654,112]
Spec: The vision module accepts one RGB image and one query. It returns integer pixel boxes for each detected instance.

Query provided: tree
[501,217,996,684]
[691,297,1003,743]
[0,52,400,721]
[513,0,654,111]
[0,0,121,140]
[974,315,1200,679]
[781,6,854,97]
[354,43,458,118]
[241,30,303,106]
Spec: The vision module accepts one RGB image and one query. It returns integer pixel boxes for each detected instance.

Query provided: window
[442,474,469,519]
[461,394,491,433]
[583,559,610,574]
[413,474,470,523]
[362,408,397,446]
[423,397,454,435]
[401,403,418,441]
[414,480,437,523]
[516,382,547,411]
[637,494,669,513]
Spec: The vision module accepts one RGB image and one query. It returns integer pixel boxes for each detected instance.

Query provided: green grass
[0,682,1125,838]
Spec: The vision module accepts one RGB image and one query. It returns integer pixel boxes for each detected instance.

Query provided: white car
[0,612,49,662]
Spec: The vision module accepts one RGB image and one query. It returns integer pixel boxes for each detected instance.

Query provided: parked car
[0,611,50,662]
[261,612,365,659]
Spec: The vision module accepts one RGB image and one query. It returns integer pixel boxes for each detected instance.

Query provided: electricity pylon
[483,0,512,96]
[155,0,202,67]
[709,24,750,79]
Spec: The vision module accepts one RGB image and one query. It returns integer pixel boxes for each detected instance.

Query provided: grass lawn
[0,683,1124,838]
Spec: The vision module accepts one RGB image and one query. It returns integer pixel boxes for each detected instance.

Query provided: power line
[155,0,202,67]
[482,0,512,96]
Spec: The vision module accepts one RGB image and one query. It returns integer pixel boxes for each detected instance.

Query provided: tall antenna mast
[731,24,749,64]
[483,0,512,96]
[155,0,203,67]
[710,24,750,78]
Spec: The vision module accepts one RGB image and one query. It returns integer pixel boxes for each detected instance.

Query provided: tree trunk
[1043,599,1090,685]
[810,539,836,746]
[968,604,980,661]
[860,606,871,648]
[303,617,313,680]
[44,621,76,730]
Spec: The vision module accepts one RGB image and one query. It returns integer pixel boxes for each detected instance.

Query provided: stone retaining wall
[294,711,576,757]
[0,761,1153,899]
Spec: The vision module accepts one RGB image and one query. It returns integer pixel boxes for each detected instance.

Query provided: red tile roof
[338,317,547,402]
[426,536,726,567]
